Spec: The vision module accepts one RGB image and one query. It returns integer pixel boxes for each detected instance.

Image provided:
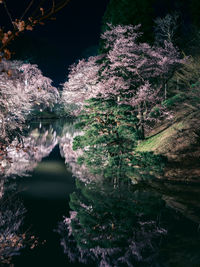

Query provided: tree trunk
[0,115,6,139]
[164,83,167,100]
[138,104,145,140]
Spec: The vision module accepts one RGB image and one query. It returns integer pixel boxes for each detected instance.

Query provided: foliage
[99,24,181,131]
[64,24,182,182]
[162,93,187,108]
[73,98,167,182]
[73,99,139,180]
[64,24,182,138]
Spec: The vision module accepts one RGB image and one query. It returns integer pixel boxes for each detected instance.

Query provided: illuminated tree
[0,1,69,146]
[71,24,180,181]
[0,59,59,143]
[20,63,59,110]
[61,55,102,115]
[100,24,182,135]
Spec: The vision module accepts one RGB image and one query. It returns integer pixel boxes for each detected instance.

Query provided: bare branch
[30,0,46,19]
[20,0,34,21]
[154,13,179,45]
[51,0,55,13]
[34,0,71,22]
[0,0,72,59]
[3,0,15,29]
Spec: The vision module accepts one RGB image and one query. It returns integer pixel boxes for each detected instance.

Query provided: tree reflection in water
[0,185,40,265]
[58,177,200,267]
[0,119,199,266]
[1,124,57,178]
[57,179,168,266]
[0,121,62,265]
[0,193,26,265]
[57,122,200,267]
[0,119,81,265]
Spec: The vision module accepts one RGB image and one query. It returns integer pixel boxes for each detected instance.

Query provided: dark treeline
[100,0,200,55]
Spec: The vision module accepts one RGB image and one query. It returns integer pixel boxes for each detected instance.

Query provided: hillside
[136,88,200,183]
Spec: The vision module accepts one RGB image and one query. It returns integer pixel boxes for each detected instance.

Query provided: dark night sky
[2,0,110,86]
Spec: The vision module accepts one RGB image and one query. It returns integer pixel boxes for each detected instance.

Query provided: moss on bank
[135,97,200,183]
[136,121,185,153]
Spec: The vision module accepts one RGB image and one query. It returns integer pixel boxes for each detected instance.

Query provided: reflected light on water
[35,161,68,175]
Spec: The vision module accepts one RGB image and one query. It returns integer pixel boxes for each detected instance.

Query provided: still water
[0,119,200,267]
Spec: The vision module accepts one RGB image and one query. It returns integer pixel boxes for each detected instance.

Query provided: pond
[0,119,200,267]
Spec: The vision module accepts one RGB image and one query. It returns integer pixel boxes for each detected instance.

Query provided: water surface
[1,119,199,267]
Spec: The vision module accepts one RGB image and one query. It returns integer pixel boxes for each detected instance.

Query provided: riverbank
[136,93,200,183]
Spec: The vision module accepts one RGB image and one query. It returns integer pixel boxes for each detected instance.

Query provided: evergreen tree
[73,98,139,181]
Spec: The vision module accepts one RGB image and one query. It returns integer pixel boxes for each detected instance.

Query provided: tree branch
[20,0,34,21]
[3,0,15,29]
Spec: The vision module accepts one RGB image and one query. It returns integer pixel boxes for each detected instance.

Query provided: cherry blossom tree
[19,63,59,110]
[0,1,69,146]
[0,59,59,143]
[61,55,102,115]
[65,24,182,137]
[0,60,31,142]
[99,24,183,137]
